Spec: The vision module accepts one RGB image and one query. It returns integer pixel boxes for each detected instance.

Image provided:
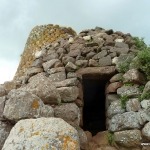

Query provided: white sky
[0,0,150,83]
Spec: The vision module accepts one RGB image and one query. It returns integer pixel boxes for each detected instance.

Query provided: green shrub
[136,48,150,80]
[118,62,130,73]
[133,37,147,51]
[141,92,150,100]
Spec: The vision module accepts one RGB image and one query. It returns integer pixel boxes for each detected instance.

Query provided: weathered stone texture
[14,24,76,79]
[24,73,61,104]
[57,86,79,102]
[2,118,80,150]
[0,121,12,150]
[3,88,54,121]
[0,97,6,120]
[114,130,142,147]
[54,103,80,125]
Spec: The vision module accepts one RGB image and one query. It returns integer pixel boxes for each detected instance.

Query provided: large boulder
[54,103,80,125]
[24,73,61,104]
[3,88,54,122]
[2,118,80,150]
[0,121,12,150]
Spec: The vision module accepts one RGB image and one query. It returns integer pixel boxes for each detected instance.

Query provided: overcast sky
[0,0,150,83]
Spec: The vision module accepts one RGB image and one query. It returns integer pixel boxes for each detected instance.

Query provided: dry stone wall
[0,24,150,150]
[14,24,76,79]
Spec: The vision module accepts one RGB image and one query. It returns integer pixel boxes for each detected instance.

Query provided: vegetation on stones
[140,92,150,101]
[139,85,145,93]
[120,95,129,109]
[124,82,134,86]
[118,61,130,73]
[118,37,150,80]
[132,37,150,80]
[107,132,115,145]
[136,48,150,80]
[133,37,147,51]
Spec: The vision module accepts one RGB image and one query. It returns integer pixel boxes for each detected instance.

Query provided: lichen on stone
[14,24,76,79]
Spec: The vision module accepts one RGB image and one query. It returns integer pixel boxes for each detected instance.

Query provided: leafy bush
[133,37,147,51]
[127,37,150,80]
[118,61,130,73]
[136,48,150,80]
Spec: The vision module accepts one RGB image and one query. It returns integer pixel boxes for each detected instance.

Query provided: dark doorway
[83,77,107,135]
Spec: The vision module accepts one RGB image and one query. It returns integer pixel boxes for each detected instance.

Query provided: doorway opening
[82,77,107,135]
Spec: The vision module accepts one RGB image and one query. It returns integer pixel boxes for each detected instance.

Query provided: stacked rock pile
[0,24,150,150]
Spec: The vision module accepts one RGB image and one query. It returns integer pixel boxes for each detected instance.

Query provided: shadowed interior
[83,77,107,135]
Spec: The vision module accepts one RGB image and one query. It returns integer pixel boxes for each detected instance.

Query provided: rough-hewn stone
[117,85,140,98]
[24,73,61,104]
[65,62,77,72]
[0,97,6,120]
[142,122,150,140]
[99,55,112,66]
[114,130,142,147]
[126,98,141,112]
[54,103,80,125]
[0,121,12,150]
[107,100,125,118]
[54,78,78,88]
[0,85,6,97]
[26,67,43,77]
[3,88,54,121]
[49,71,66,82]
[42,59,60,71]
[106,82,123,93]
[76,66,116,78]
[109,73,123,83]
[57,86,79,102]
[109,112,141,132]
[141,100,150,109]
[2,118,80,150]
[123,69,146,84]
